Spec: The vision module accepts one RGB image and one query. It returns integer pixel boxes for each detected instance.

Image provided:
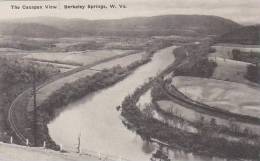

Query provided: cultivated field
[24,50,133,66]
[208,57,254,84]
[0,35,149,73]
[31,60,78,73]
[92,52,146,70]
[210,45,260,59]
[156,99,260,134]
[172,76,260,118]
[16,50,134,72]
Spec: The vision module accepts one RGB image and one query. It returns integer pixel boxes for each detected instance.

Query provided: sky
[0,0,259,24]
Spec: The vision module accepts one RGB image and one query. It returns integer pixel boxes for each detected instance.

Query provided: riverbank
[120,44,260,160]
[121,79,260,160]
[7,51,146,146]
[7,42,175,159]
[47,46,178,161]
[29,51,154,149]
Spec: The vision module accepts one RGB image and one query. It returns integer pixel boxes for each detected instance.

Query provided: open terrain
[172,76,260,118]
[23,50,134,72]
[209,57,252,84]
[0,14,259,161]
[210,45,260,59]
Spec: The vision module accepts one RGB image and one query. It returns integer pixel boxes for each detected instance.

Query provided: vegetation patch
[174,58,217,78]
[28,51,154,149]
[245,64,260,83]
[0,57,59,142]
[120,79,260,160]
[232,49,260,64]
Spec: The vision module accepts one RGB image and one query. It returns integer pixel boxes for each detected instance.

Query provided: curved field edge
[120,45,260,160]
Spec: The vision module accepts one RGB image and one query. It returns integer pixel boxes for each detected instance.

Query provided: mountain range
[0,15,241,38]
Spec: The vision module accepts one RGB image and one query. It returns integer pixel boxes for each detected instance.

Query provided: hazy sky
[0,0,259,24]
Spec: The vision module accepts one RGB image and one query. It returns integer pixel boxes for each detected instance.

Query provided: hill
[0,22,70,38]
[0,15,241,38]
[218,25,260,45]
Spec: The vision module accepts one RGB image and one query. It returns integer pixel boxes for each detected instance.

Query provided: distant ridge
[218,25,260,45]
[0,15,241,38]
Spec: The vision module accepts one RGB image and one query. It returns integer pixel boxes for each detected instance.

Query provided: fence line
[64,144,133,161]
[7,136,133,161]
[8,50,140,145]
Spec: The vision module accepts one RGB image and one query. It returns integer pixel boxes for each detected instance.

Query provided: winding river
[48,46,177,161]
[47,45,227,161]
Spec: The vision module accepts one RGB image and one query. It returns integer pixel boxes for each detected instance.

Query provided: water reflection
[48,46,177,161]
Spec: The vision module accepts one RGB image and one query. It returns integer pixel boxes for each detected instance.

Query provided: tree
[232,49,241,61]
[228,118,240,134]
[142,103,154,119]
[245,64,259,83]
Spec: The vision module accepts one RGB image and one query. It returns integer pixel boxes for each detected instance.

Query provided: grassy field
[30,61,78,73]
[172,76,260,118]
[15,50,135,72]
[23,50,133,66]
[156,99,260,135]
[210,45,260,59]
[208,57,254,84]
[92,52,146,70]
[26,52,147,112]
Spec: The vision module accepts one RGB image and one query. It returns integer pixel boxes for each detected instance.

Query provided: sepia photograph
[0,0,259,160]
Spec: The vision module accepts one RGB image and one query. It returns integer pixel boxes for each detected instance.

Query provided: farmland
[209,57,253,84]
[117,42,260,160]
[24,50,134,66]
[23,50,135,72]
[172,76,260,119]
[0,14,259,161]
[0,34,155,147]
[210,45,260,59]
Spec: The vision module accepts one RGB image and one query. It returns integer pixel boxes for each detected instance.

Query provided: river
[47,45,228,161]
[48,46,177,161]
[137,90,229,161]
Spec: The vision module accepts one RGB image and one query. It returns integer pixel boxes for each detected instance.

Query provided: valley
[0,14,259,161]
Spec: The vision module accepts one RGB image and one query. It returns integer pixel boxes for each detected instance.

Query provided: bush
[174,58,217,78]
[245,64,260,83]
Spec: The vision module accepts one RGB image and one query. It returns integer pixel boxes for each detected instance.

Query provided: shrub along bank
[120,44,260,160]
[28,52,154,149]
[120,80,260,160]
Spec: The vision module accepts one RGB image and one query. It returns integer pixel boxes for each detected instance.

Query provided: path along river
[48,46,226,161]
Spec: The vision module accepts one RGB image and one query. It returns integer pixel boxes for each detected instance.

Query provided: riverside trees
[120,77,260,160]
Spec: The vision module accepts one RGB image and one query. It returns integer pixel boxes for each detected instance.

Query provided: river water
[48,45,227,161]
[48,46,177,161]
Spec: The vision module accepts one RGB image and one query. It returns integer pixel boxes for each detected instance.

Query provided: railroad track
[8,88,32,145]
[161,83,260,125]
[7,51,141,145]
